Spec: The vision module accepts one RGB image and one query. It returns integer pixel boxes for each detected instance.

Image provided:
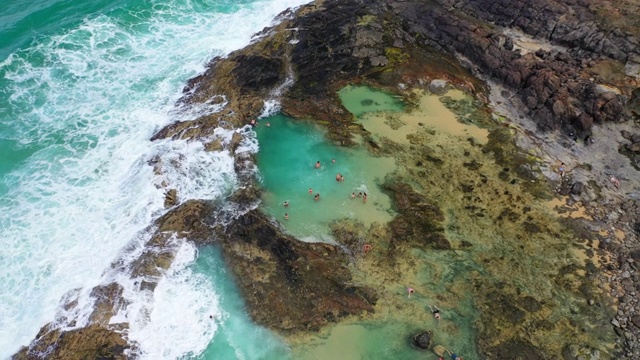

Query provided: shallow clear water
[254,114,395,242]
[192,246,291,359]
[338,84,405,117]
[260,87,481,359]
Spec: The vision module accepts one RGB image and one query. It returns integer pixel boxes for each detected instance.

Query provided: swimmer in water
[429,304,441,320]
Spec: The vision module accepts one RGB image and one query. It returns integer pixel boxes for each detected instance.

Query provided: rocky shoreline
[14,0,640,358]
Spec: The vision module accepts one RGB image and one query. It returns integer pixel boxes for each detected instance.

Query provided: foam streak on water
[0,0,311,357]
[126,240,222,359]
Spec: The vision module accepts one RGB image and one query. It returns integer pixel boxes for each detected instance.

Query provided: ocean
[0,0,310,358]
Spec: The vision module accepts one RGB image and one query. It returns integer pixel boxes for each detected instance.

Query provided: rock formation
[15,0,640,358]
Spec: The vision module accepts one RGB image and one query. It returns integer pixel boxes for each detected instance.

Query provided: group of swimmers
[350,191,367,203]
[282,159,368,220]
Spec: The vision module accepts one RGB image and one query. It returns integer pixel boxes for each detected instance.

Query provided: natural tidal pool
[250,85,616,359]
[254,114,395,242]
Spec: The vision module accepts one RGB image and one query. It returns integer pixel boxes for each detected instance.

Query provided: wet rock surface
[209,208,377,332]
[13,324,130,360]
[16,0,640,357]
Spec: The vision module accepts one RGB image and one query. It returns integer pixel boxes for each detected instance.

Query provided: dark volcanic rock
[412,330,433,350]
[570,181,585,195]
[486,339,544,360]
[382,180,449,250]
[129,0,640,358]
[520,296,542,312]
[232,55,284,92]
[389,0,634,136]
[488,291,526,325]
[209,208,377,332]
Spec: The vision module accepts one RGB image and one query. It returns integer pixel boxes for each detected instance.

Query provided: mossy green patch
[384,47,410,67]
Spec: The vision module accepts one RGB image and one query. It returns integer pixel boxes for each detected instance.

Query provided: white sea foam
[124,241,222,359]
[260,99,282,118]
[153,138,238,201]
[0,0,311,357]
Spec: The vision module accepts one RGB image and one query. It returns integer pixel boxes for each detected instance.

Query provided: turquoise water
[0,0,310,358]
[257,89,481,360]
[193,246,291,359]
[254,114,396,242]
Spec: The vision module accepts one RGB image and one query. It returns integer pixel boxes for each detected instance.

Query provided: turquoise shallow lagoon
[254,114,396,242]
[201,84,615,360]
[252,87,481,359]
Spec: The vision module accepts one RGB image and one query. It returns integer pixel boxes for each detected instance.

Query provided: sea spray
[0,0,311,357]
[125,241,221,359]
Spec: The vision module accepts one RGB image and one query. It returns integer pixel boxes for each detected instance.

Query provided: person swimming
[350,192,355,199]
[429,304,441,320]
[284,213,289,220]
[315,161,321,169]
[283,201,289,207]
[314,193,320,201]
[446,349,463,360]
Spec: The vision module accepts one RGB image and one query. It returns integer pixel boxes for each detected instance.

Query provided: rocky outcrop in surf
[16,0,640,358]
[154,0,638,145]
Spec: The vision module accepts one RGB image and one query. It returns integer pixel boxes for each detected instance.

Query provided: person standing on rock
[610,176,620,189]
